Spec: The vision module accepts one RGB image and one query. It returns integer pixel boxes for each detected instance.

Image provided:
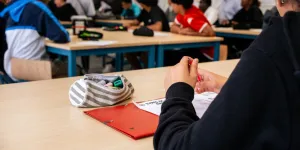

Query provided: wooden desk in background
[46,28,159,76]
[60,21,72,28]
[214,27,262,39]
[0,59,239,150]
[96,19,134,27]
[60,20,133,28]
[46,28,223,76]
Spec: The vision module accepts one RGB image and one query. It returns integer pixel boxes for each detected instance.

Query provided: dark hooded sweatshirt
[154,12,300,150]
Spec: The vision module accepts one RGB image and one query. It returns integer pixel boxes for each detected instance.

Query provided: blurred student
[165,0,215,66]
[219,0,241,26]
[124,0,169,69]
[199,0,218,24]
[226,0,263,59]
[231,0,263,29]
[0,0,70,80]
[67,0,96,17]
[121,0,141,19]
[54,0,77,21]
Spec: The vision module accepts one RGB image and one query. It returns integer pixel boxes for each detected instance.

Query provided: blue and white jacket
[0,0,70,80]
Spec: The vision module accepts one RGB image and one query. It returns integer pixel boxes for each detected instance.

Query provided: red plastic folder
[84,103,159,140]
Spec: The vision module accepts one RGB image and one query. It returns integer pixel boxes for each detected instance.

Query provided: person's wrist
[166,82,194,101]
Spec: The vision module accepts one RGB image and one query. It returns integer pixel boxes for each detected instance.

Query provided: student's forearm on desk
[171,24,181,34]
[147,22,162,31]
[129,20,140,26]
[182,26,215,36]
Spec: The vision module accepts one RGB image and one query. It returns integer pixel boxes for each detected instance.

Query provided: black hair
[202,0,211,6]
[122,0,132,4]
[252,0,261,7]
[171,0,193,9]
[137,0,158,6]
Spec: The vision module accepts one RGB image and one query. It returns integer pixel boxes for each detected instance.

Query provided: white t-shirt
[67,0,96,16]
[204,6,218,24]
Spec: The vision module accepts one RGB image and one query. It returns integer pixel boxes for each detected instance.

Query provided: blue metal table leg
[102,55,106,68]
[120,53,124,71]
[148,46,155,68]
[115,53,122,72]
[157,45,165,67]
[68,51,77,77]
[213,42,220,61]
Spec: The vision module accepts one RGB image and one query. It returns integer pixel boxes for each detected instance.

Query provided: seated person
[124,0,170,70]
[199,0,218,25]
[67,0,96,17]
[218,0,241,26]
[0,0,70,81]
[54,0,77,21]
[121,0,141,19]
[165,0,215,66]
[225,0,263,59]
[154,0,300,148]
[231,0,263,29]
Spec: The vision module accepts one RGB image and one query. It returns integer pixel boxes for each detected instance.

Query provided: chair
[11,58,52,81]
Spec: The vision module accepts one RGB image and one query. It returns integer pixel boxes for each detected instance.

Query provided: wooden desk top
[46,28,223,51]
[0,59,239,150]
[60,21,72,25]
[60,20,134,26]
[214,27,262,36]
[96,19,134,25]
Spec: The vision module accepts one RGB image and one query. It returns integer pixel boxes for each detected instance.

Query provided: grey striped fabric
[69,74,134,108]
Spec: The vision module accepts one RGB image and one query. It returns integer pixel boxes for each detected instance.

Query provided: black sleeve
[70,4,78,16]
[249,8,263,28]
[150,8,164,23]
[137,10,145,23]
[232,9,243,22]
[153,48,278,150]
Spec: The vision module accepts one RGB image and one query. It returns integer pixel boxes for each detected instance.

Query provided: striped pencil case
[69,74,134,108]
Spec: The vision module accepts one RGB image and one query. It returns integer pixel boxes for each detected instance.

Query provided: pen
[188,58,202,82]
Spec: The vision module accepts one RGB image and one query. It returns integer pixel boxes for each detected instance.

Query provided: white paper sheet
[74,41,117,46]
[133,92,217,118]
[154,32,169,37]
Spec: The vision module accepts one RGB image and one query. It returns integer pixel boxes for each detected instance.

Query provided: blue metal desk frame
[46,46,156,77]
[156,42,221,67]
[216,32,257,40]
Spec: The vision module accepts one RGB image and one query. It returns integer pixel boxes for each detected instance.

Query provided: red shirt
[174,6,214,60]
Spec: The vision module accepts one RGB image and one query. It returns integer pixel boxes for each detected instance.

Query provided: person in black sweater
[124,0,170,70]
[231,0,263,29]
[153,0,300,149]
[225,0,263,59]
[54,0,77,21]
